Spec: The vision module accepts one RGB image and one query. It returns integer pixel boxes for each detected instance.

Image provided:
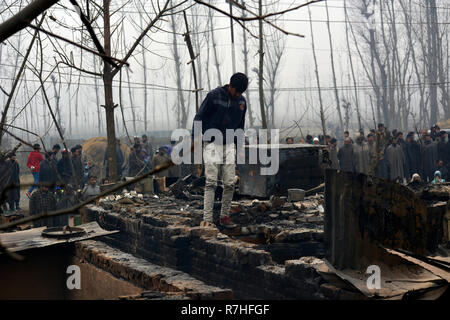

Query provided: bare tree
[325,0,344,135]
[240,0,255,127]
[169,11,188,128]
[208,3,223,86]
[264,26,285,128]
[0,15,44,147]
[308,6,326,138]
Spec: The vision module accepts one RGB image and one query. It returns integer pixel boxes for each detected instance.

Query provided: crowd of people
[0,133,182,217]
[1,121,448,221]
[286,123,449,185]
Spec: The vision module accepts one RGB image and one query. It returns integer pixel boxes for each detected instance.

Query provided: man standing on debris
[192,72,248,228]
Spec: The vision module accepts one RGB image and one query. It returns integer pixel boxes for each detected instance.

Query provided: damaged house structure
[0,144,449,300]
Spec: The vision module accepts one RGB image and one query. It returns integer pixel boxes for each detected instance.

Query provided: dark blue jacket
[193,85,246,144]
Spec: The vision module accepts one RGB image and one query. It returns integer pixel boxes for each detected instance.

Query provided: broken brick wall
[89,208,326,299]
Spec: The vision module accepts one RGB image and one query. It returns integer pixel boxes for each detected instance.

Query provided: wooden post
[183,11,199,112]
[258,0,267,129]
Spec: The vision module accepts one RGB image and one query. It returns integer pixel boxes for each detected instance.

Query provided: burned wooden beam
[324,169,447,270]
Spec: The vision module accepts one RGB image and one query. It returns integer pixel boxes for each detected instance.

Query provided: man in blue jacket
[192,73,248,228]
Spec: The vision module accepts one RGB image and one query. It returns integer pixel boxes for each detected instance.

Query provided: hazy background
[0,0,449,143]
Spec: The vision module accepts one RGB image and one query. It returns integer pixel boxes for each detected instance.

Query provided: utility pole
[241,0,254,127]
[183,10,200,112]
[228,0,236,74]
[258,0,267,129]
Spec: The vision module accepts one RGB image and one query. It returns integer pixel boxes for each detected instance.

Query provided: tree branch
[0,85,9,97]
[112,0,171,76]
[0,0,60,43]
[68,0,121,69]
[0,15,45,147]
[194,0,324,37]
[58,60,103,77]
[28,24,129,67]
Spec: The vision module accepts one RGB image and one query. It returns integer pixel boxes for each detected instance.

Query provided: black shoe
[219,216,237,228]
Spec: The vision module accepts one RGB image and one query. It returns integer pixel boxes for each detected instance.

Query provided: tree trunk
[209,7,222,86]
[93,56,102,134]
[170,14,187,128]
[326,1,344,134]
[427,0,439,125]
[140,14,148,132]
[308,7,326,138]
[103,0,118,181]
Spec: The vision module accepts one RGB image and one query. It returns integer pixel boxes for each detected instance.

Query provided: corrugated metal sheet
[0,221,118,253]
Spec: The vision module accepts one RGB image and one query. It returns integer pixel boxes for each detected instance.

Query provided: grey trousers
[203,142,236,223]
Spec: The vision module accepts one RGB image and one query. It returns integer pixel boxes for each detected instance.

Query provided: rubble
[83,187,328,299]
[6,165,445,300]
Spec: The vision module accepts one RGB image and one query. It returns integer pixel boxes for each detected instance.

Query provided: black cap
[52,144,61,150]
[230,73,249,93]
[33,143,41,149]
